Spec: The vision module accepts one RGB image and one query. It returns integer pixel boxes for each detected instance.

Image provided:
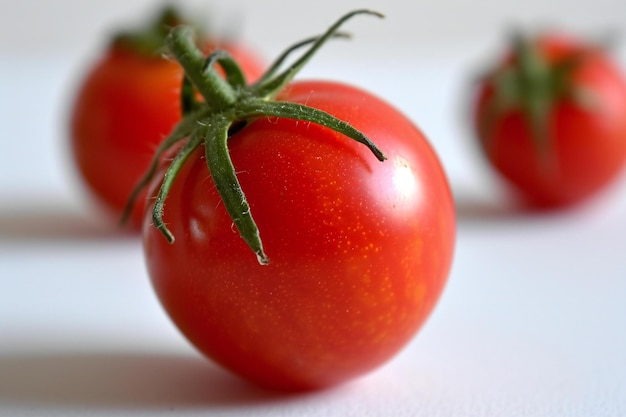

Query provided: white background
[2,0,626,416]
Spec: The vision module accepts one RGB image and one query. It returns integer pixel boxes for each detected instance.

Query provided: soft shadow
[0,352,286,410]
[0,206,135,241]
[453,187,618,227]
[454,190,526,224]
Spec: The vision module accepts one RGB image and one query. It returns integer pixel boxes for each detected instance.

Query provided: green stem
[203,50,247,89]
[166,26,237,110]
[255,9,384,100]
[180,75,201,115]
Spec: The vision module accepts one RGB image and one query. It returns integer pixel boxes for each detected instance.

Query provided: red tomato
[473,33,626,208]
[143,80,456,391]
[70,37,264,229]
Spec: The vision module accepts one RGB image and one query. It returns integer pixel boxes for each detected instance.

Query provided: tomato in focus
[70,17,264,228]
[473,33,626,208]
[143,80,456,390]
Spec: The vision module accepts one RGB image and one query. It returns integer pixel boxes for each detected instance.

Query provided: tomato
[70,9,265,229]
[143,79,455,390]
[132,9,455,391]
[473,33,626,208]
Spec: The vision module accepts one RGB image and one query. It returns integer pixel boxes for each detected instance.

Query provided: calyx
[122,10,387,265]
[478,33,593,156]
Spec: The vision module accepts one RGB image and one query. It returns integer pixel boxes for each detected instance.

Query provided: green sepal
[202,115,269,265]
[235,100,387,162]
[120,110,205,225]
[479,32,594,165]
[151,129,205,243]
[252,10,384,100]
[254,32,352,87]
[124,9,387,265]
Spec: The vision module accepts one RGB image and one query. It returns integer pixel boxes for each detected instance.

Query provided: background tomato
[473,33,626,208]
[143,80,456,391]
[69,10,265,229]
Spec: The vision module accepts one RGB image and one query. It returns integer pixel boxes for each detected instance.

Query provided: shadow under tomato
[453,189,527,224]
[0,204,136,242]
[453,183,626,229]
[0,351,288,410]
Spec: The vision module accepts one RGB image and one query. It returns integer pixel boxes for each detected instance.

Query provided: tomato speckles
[144,78,454,390]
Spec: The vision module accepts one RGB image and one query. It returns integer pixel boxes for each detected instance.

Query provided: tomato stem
[124,9,387,265]
[112,5,197,57]
[167,26,238,110]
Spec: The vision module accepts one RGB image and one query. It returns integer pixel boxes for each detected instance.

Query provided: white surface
[2,1,626,415]
[4,0,626,57]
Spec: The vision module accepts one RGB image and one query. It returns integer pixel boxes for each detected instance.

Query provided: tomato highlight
[132,9,455,391]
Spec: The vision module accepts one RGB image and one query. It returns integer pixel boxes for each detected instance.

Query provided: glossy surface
[3,46,626,415]
[143,80,456,390]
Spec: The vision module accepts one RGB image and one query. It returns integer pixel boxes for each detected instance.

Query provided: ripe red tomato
[70,18,264,229]
[473,33,626,208]
[143,80,456,390]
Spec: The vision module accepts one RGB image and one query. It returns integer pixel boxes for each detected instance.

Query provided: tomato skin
[144,80,455,390]
[474,35,626,208]
[70,43,264,228]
